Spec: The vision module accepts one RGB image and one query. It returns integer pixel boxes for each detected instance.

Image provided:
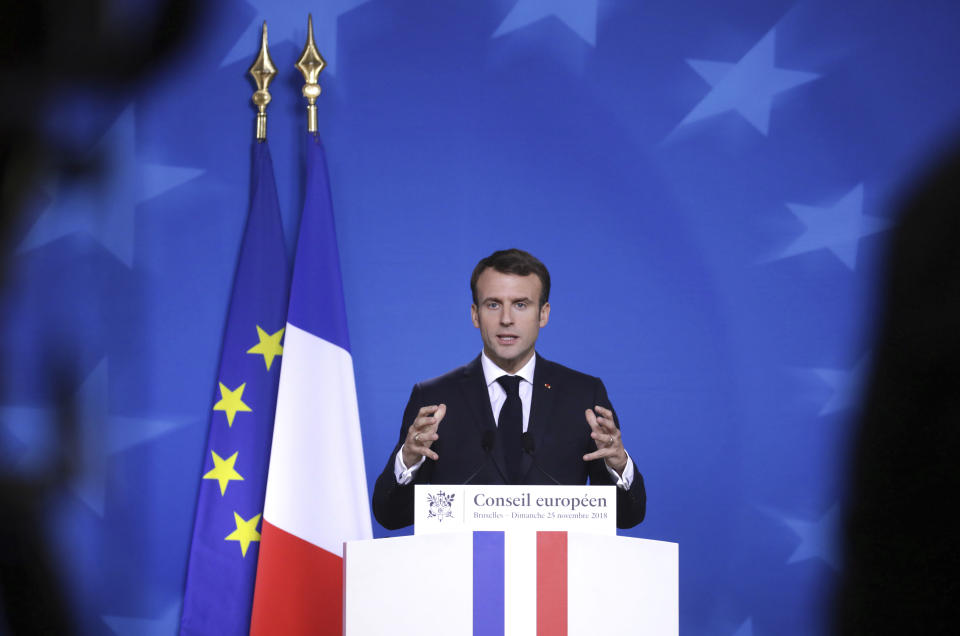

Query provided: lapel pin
[544,383,551,389]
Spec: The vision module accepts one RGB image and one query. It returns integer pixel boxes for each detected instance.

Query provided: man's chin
[486,347,533,372]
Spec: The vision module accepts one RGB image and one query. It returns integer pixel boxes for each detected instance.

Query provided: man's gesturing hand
[401,404,446,467]
[583,405,628,475]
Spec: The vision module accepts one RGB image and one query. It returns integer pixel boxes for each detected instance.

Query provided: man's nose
[499,308,513,325]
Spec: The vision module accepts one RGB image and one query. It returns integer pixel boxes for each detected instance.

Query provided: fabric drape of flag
[250,133,372,635]
[180,141,290,636]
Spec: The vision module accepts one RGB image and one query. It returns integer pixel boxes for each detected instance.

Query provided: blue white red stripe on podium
[425,531,572,636]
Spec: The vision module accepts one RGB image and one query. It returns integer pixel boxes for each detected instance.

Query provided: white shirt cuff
[605,451,634,490]
[394,446,426,485]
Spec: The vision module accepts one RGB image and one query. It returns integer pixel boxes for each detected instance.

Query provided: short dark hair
[470,249,551,307]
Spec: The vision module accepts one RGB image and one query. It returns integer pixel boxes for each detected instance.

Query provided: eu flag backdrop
[3,1,960,634]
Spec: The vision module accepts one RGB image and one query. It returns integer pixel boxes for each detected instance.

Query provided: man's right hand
[401,404,446,467]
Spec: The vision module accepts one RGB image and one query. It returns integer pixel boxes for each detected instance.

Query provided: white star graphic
[493,0,600,46]
[674,29,819,136]
[812,355,871,415]
[779,184,892,269]
[0,404,57,472]
[0,359,193,516]
[18,107,203,268]
[781,504,841,570]
[220,0,372,74]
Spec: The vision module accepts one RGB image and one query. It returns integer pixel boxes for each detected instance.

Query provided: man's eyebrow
[481,295,532,304]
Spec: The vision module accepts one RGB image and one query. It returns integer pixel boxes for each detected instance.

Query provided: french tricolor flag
[250,134,372,635]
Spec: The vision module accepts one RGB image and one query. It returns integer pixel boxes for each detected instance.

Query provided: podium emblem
[426,490,456,522]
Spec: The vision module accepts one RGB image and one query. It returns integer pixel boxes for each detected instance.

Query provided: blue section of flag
[473,531,505,636]
[179,142,290,636]
[285,134,352,353]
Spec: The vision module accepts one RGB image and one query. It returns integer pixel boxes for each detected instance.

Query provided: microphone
[521,432,562,486]
[462,430,497,485]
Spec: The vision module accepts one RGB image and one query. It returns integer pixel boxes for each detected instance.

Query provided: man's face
[471,268,550,374]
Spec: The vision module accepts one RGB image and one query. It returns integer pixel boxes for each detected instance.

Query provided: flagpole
[248,21,277,142]
[295,14,326,134]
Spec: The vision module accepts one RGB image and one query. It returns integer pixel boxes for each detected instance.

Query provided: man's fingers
[586,408,621,445]
[592,423,620,443]
[407,424,439,448]
[591,430,619,446]
[583,436,626,464]
[412,404,447,433]
[405,404,447,461]
[403,441,438,462]
[587,406,616,429]
[414,404,443,427]
[412,417,437,433]
[593,405,614,419]
[593,406,618,431]
[415,405,440,424]
[583,405,627,471]
[583,446,617,462]
[591,406,622,443]
[413,430,439,460]
[585,408,600,432]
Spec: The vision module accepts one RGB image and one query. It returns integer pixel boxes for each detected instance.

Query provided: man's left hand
[583,405,628,475]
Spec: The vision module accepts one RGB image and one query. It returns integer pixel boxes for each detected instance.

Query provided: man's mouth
[497,335,518,344]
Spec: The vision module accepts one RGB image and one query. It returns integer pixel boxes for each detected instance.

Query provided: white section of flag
[504,530,537,636]
[262,322,372,555]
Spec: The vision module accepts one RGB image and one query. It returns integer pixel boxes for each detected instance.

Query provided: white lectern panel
[568,533,679,635]
[343,533,473,636]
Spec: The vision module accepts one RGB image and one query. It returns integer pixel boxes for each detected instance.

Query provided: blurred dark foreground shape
[835,141,960,634]
[0,0,198,632]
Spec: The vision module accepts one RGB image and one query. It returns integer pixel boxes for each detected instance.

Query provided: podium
[345,486,678,635]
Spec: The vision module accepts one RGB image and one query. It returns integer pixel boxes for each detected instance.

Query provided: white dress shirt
[395,352,634,489]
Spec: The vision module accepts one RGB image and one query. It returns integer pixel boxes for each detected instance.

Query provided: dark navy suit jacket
[372,354,646,529]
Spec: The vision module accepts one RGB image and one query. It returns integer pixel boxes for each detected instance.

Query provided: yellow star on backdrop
[247,326,285,370]
[225,512,261,557]
[213,382,252,426]
[202,450,244,495]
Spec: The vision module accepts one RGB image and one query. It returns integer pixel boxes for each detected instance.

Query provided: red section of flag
[537,531,568,636]
[250,520,343,635]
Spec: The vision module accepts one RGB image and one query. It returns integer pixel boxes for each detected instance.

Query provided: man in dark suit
[372,249,645,529]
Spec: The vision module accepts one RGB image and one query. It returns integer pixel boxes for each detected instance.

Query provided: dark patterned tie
[496,375,523,484]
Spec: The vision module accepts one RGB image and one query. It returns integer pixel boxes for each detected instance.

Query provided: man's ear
[539,302,550,327]
[471,304,480,328]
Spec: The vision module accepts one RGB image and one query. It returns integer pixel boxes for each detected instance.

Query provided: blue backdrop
[3,1,960,634]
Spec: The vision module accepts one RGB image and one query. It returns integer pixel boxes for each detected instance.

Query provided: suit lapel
[458,356,509,482]
[524,354,558,481]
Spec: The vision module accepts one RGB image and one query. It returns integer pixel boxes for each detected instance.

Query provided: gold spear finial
[248,21,277,141]
[295,14,326,133]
